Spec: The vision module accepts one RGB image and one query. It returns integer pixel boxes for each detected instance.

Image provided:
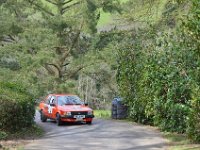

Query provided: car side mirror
[84,103,88,106]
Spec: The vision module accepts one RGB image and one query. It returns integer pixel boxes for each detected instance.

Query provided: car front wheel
[56,113,63,126]
[40,110,47,122]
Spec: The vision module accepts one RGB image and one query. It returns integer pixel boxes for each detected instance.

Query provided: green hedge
[0,131,8,140]
[187,97,200,142]
[0,82,35,132]
[185,0,200,141]
[117,0,200,142]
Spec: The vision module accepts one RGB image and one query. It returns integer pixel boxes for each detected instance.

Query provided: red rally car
[39,94,94,125]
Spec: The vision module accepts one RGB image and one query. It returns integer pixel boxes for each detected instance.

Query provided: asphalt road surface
[24,111,167,150]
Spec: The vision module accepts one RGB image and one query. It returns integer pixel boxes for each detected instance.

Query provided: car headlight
[65,112,71,116]
[88,111,93,115]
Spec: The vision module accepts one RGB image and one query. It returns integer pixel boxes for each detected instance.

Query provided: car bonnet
[59,105,92,112]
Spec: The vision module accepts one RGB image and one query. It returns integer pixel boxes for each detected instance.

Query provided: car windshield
[57,95,84,106]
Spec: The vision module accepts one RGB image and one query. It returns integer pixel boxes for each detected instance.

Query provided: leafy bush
[184,0,200,142]
[0,131,8,140]
[187,96,200,142]
[0,82,35,132]
[117,27,191,132]
[117,0,200,141]
[0,56,21,71]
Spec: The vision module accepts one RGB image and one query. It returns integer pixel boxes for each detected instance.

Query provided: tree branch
[62,62,70,67]
[13,9,21,18]
[43,64,55,75]
[8,35,16,42]
[27,0,55,16]
[63,0,75,5]
[45,63,62,78]
[59,50,70,67]
[2,35,18,43]
[65,65,85,80]
[45,0,58,5]
[61,1,81,14]
[59,20,84,66]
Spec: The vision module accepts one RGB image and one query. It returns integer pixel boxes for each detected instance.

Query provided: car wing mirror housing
[84,103,88,106]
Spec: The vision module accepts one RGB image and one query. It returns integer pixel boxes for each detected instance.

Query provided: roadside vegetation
[0,82,35,140]
[0,124,43,150]
[165,132,200,150]
[0,0,200,149]
[0,124,43,141]
[116,0,200,143]
[94,110,111,119]
[0,0,120,140]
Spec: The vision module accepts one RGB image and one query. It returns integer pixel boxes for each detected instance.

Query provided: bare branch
[62,62,70,67]
[60,20,84,66]
[63,0,74,5]
[45,63,62,78]
[65,65,85,80]
[59,50,70,67]
[27,0,55,16]
[86,72,116,92]
[2,35,18,43]
[45,0,58,5]
[13,9,21,18]
[8,35,16,41]
[46,63,60,71]
[61,1,81,14]
[43,64,56,75]
[70,21,84,51]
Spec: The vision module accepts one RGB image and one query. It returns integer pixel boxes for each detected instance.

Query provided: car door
[49,96,57,119]
[43,95,52,118]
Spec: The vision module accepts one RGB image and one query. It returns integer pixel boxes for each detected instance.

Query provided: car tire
[86,121,92,125]
[40,110,47,122]
[56,113,63,126]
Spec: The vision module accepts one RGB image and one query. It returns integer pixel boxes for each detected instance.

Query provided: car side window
[57,96,65,106]
[53,98,57,105]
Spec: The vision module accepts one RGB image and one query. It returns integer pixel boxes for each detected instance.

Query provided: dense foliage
[0,0,199,143]
[184,0,200,142]
[0,82,35,132]
[0,0,120,135]
[117,0,200,141]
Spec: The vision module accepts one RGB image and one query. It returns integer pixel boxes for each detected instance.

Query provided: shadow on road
[24,111,167,150]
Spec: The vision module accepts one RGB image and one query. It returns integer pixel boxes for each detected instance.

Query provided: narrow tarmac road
[24,111,167,150]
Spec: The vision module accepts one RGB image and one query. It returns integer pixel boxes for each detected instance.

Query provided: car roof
[48,94,77,97]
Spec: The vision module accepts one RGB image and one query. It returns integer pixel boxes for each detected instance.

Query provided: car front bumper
[60,115,94,122]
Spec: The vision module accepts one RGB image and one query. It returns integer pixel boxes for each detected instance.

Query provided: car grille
[71,111,87,115]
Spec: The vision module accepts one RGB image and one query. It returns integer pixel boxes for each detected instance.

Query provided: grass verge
[7,124,44,140]
[0,124,44,150]
[164,132,200,150]
[94,110,111,119]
